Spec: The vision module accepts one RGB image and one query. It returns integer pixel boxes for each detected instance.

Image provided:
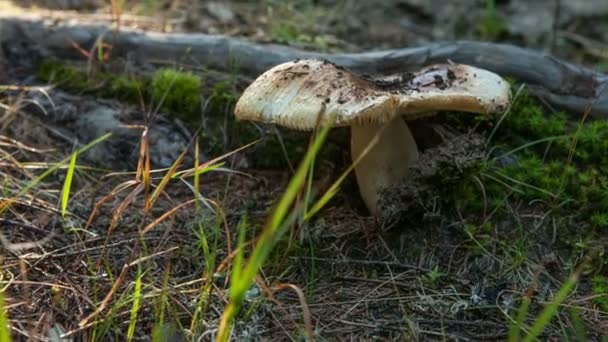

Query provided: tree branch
[1,14,607,117]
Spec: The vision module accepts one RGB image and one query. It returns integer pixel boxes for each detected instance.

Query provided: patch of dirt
[378,133,485,225]
[6,86,200,170]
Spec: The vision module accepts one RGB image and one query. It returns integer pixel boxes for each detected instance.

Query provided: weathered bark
[1,13,607,117]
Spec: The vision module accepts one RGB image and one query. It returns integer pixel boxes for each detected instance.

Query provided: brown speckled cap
[234,59,512,129]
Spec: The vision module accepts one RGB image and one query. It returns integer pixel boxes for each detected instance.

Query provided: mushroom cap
[234,59,512,129]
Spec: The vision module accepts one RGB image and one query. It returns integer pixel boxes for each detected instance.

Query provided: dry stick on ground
[1,14,607,117]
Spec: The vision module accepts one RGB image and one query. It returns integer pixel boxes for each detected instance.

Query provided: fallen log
[1,13,607,117]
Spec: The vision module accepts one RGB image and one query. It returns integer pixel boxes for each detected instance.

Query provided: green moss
[37,59,92,92]
[564,120,608,166]
[501,90,567,144]
[36,59,210,122]
[107,75,147,102]
[151,68,201,118]
[468,155,608,216]
[591,213,608,228]
[36,59,148,103]
[496,86,608,166]
[495,86,608,167]
[450,85,608,219]
[505,156,568,198]
[591,275,608,312]
[455,85,608,215]
[34,59,344,170]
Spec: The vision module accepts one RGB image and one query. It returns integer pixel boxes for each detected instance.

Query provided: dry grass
[0,1,607,341]
[2,79,608,341]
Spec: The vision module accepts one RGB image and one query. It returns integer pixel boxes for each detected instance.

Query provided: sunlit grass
[1,7,607,337]
[60,150,77,218]
[0,289,11,342]
[127,265,144,341]
[0,132,112,215]
[216,112,336,341]
[508,267,584,342]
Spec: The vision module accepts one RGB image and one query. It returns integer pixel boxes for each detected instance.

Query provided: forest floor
[0,0,607,341]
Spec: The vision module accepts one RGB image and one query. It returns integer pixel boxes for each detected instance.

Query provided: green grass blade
[152,262,172,342]
[231,217,248,285]
[508,293,531,341]
[96,37,103,62]
[171,139,261,179]
[149,149,187,209]
[569,306,588,341]
[523,271,579,342]
[0,289,11,342]
[305,126,381,220]
[172,162,225,179]
[304,164,347,221]
[61,151,78,218]
[193,138,200,211]
[233,116,333,296]
[216,113,334,342]
[491,135,568,162]
[0,132,112,215]
[190,220,221,333]
[303,151,315,220]
[127,265,144,341]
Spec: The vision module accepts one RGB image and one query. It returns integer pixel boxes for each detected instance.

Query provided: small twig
[271,283,314,342]
[74,245,178,331]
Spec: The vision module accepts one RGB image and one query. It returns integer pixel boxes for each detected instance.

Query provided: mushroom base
[350,117,420,216]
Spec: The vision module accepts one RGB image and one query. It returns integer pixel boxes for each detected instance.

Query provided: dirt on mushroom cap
[234,59,512,129]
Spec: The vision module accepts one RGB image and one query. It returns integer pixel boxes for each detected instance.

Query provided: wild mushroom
[234,59,511,216]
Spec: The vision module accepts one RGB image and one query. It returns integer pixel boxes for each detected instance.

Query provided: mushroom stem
[350,117,419,216]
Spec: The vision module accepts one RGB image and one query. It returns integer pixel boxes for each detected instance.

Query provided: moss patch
[150,68,201,118]
[108,75,146,102]
[37,60,203,117]
[591,275,608,312]
[485,87,608,216]
[382,83,608,280]
[36,59,148,102]
[500,90,568,143]
[35,59,346,171]
[37,59,98,92]
[441,85,608,220]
